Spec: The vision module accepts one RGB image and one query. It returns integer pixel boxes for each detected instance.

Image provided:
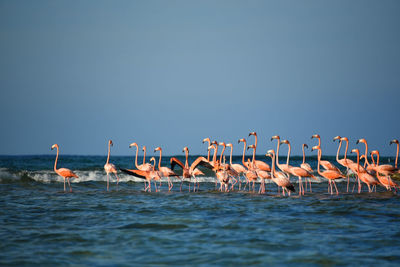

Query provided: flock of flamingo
[50,132,400,195]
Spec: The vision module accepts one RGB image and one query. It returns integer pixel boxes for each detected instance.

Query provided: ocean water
[1,154,400,266]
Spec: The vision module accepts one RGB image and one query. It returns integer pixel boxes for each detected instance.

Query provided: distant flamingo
[120,157,161,192]
[280,140,315,196]
[301,144,314,192]
[154,147,179,191]
[248,132,271,172]
[266,150,295,196]
[370,150,399,191]
[311,134,342,173]
[238,138,251,190]
[51,144,78,192]
[312,146,344,195]
[356,139,370,168]
[129,142,152,171]
[226,143,246,190]
[247,144,270,194]
[350,148,379,193]
[104,140,120,191]
[390,139,399,169]
[333,136,354,192]
[270,136,292,176]
[203,138,211,161]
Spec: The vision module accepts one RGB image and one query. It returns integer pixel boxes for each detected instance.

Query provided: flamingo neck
[370,154,376,167]
[376,152,380,166]
[396,144,399,169]
[363,143,369,168]
[302,145,306,164]
[207,146,210,161]
[229,147,233,165]
[271,153,276,177]
[54,147,59,172]
[276,139,281,168]
[219,145,226,163]
[251,147,256,166]
[254,135,257,155]
[133,144,139,168]
[336,140,342,163]
[356,151,360,175]
[212,145,219,165]
[106,142,111,165]
[241,141,247,167]
[185,149,189,168]
[318,137,321,146]
[317,148,322,176]
[158,150,162,170]
[286,143,291,165]
[143,147,146,165]
[344,140,349,161]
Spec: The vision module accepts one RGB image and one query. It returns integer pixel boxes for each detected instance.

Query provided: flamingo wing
[300,163,314,173]
[189,156,213,173]
[170,157,185,170]
[119,168,147,179]
[57,168,78,178]
[255,160,271,172]
[290,167,316,179]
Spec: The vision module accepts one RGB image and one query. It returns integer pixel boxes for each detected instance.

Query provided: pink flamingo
[238,138,251,190]
[219,142,238,190]
[356,138,370,168]
[104,140,120,191]
[312,145,344,195]
[120,157,161,192]
[301,144,314,192]
[270,136,293,176]
[226,143,246,190]
[333,136,354,192]
[203,138,212,161]
[154,147,179,191]
[311,134,342,173]
[370,150,399,190]
[247,144,271,194]
[51,144,78,192]
[280,140,315,196]
[350,148,379,193]
[129,142,152,171]
[390,139,399,169]
[248,132,271,171]
[266,150,295,196]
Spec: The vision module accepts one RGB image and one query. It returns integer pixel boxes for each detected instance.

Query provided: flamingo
[301,144,314,192]
[104,140,120,191]
[51,144,78,192]
[170,147,210,192]
[312,146,344,195]
[202,138,212,161]
[390,139,399,169]
[238,138,251,190]
[370,150,399,191]
[154,147,180,191]
[333,136,354,192]
[356,138,370,168]
[270,136,293,176]
[350,149,379,193]
[219,142,238,190]
[280,140,315,196]
[266,150,295,196]
[129,142,152,171]
[247,144,271,194]
[248,132,271,171]
[311,134,342,173]
[120,157,161,192]
[226,143,246,190]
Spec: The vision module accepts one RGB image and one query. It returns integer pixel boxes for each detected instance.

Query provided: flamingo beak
[356,140,360,144]
[304,144,308,149]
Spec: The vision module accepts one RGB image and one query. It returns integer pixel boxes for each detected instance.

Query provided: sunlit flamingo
[129,142,152,171]
[51,144,78,192]
[356,138,370,168]
[301,144,314,192]
[154,147,179,191]
[311,134,342,173]
[350,148,379,193]
[219,142,238,190]
[369,150,399,191]
[104,140,120,191]
[120,157,161,192]
[390,139,399,169]
[203,138,211,161]
[270,136,292,176]
[238,138,251,189]
[266,150,295,196]
[312,146,344,195]
[280,140,315,196]
[333,136,354,192]
[248,132,271,172]
[170,147,210,192]
[245,144,261,192]
[226,143,246,190]
[247,144,270,194]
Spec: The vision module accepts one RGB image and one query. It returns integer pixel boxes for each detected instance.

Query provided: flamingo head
[154,147,161,152]
[311,134,320,139]
[51,144,59,150]
[271,135,280,141]
[247,144,255,150]
[265,153,273,159]
[208,145,215,151]
[390,139,399,145]
[108,140,113,146]
[211,140,218,146]
[226,143,233,148]
[311,145,320,152]
[370,150,379,156]
[340,137,349,142]
[238,138,246,144]
[303,144,308,149]
[150,157,156,163]
[219,142,226,147]
[280,139,290,145]
[202,137,210,144]
[142,146,147,151]
[351,148,359,154]
[129,142,137,148]
[182,146,189,153]
[356,138,367,145]
[248,131,257,137]
[333,136,341,142]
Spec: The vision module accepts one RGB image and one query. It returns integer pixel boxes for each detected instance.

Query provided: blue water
[1,155,400,266]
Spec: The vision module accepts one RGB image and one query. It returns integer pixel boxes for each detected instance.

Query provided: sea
[1,154,400,266]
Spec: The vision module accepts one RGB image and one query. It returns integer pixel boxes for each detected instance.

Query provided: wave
[0,167,357,184]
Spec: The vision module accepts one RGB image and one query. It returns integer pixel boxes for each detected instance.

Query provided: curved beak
[356,140,360,144]
[304,144,308,149]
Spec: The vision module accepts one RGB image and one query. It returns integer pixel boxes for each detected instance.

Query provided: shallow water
[1,155,400,266]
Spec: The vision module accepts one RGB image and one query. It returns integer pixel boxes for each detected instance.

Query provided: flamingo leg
[63,178,66,192]
[333,180,339,195]
[114,173,120,191]
[107,173,109,191]
[298,177,302,196]
[67,178,72,192]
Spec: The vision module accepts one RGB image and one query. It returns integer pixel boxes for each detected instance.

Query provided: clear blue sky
[1,0,399,156]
